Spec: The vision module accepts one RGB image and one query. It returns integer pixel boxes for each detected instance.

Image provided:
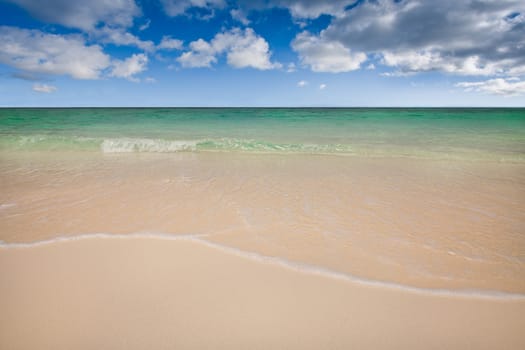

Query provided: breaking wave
[0,134,359,154]
[101,138,355,154]
[1,134,523,162]
[101,138,198,153]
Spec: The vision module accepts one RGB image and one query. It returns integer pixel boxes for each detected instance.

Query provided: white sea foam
[2,133,523,162]
[1,232,524,300]
[101,138,198,153]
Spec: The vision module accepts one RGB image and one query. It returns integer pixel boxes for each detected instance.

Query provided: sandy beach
[2,152,524,293]
[1,0,525,345]
[1,235,524,350]
[1,108,524,348]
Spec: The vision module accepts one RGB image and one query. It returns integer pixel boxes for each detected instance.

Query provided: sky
[0,0,524,107]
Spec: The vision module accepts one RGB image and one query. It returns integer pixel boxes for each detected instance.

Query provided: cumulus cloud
[230,9,250,25]
[315,0,525,76]
[160,0,353,20]
[270,0,351,18]
[456,78,525,97]
[177,28,281,70]
[32,83,57,93]
[319,83,327,90]
[5,0,140,31]
[292,31,366,73]
[177,39,217,68]
[0,26,111,79]
[4,0,157,51]
[222,30,281,70]
[93,26,155,52]
[110,53,148,81]
[235,0,353,19]
[157,36,184,50]
[161,0,225,17]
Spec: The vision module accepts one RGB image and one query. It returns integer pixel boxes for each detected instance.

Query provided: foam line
[1,232,524,301]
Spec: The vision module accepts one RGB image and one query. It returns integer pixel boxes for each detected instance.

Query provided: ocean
[1,108,524,161]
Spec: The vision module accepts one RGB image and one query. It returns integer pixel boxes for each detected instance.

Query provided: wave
[0,135,361,154]
[1,134,523,162]
[1,232,524,300]
[102,138,355,154]
[0,135,101,151]
[101,138,198,153]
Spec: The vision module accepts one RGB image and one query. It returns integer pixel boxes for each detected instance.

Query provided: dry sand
[1,236,524,350]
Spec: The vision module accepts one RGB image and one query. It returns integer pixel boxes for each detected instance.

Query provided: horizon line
[1,106,525,109]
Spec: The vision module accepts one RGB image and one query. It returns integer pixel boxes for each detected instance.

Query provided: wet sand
[1,151,524,293]
[1,236,524,350]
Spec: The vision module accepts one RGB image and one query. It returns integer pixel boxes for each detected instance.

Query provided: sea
[0,108,524,161]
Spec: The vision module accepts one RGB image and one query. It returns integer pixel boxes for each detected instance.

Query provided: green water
[0,108,524,161]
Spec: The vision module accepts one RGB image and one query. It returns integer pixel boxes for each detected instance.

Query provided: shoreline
[2,151,524,293]
[1,235,524,349]
[1,232,524,300]
[2,139,524,163]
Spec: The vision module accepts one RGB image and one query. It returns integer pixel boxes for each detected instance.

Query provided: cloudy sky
[0,0,524,106]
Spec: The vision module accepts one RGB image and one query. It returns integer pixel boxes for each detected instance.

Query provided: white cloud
[177,28,280,70]
[5,0,140,31]
[456,78,525,97]
[297,80,308,87]
[286,62,297,73]
[0,26,154,81]
[144,77,157,83]
[4,1,155,51]
[177,52,215,68]
[230,8,250,25]
[222,30,281,70]
[366,63,375,70]
[139,19,151,31]
[161,0,225,17]
[110,53,148,82]
[157,36,184,50]
[235,0,351,19]
[292,31,367,73]
[93,26,155,52]
[0,26,111,79]
[381,51,504,76]
[272,0,350,19]
[318,0,525,76]
[319,83,327,90]
[380,71,415,77]
[32,83,57,93]
[177,39,217,68]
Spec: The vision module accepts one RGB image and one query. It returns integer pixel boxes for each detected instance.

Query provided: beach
[2,0,525,346]
[1,108,525,348]
[1,236,525,350]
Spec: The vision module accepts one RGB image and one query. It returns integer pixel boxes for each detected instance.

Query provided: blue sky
[0,0,524,107]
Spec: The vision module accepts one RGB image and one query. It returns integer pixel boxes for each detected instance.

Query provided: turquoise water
[0,108,524,161]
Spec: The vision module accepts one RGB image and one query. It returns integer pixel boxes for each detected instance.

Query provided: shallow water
[1,108,524,161]
[1,151,524,293]
[1,108,524,294]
